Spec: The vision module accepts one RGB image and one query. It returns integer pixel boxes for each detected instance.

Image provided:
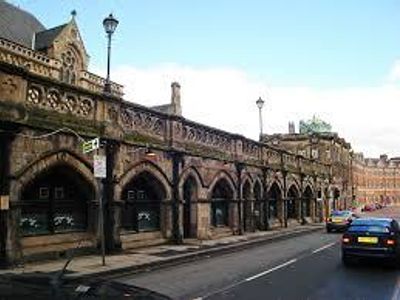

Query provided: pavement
[0,223,324,281]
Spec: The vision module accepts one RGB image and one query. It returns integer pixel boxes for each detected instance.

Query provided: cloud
[108,62,400,158]
[388,59,400,83]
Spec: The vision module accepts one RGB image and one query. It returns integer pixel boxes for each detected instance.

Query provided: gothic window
[20,165,92,236]
[60,49,78,85]
[121,172,164,232]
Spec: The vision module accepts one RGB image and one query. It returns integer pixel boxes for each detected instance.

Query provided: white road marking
[200,258,298,299]
[245,258,297,282]
[391,275,400,300]
[312,242,337,254]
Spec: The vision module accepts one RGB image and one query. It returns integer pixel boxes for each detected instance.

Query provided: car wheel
[326,227,332,233]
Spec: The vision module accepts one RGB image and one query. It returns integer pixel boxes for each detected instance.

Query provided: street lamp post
[256,97,265,140]
[103,13,119,94]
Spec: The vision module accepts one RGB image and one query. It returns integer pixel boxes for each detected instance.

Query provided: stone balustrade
[0,37,123,97]
[0,45,330,179]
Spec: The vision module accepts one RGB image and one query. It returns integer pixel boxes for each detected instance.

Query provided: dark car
[342,218,400,266]
[326,210,358,233]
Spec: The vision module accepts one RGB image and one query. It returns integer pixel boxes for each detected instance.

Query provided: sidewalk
[0,223,324,280]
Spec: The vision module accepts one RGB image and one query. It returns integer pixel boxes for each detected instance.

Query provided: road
[117,206,400,300]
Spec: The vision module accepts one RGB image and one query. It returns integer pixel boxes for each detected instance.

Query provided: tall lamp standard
[256,97,265,140]
[103,13,119,94]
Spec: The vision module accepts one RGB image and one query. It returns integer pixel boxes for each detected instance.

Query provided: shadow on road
[0,272,172,300]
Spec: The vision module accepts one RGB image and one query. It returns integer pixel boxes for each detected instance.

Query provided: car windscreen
[331,211,350,217]
[348,225,389,233]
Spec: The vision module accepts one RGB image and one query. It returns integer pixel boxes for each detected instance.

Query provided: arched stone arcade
[209,173,236,230]
[242,179,252,232]
[267,181,283,226]
[303,185,314,219]
[20,164,94,236]
[287,185,300,220]
[120,171,166,233]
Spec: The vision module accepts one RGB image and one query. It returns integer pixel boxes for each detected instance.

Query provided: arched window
[287,185,299,219]
[60,49,78,85]
[268,182,281,220]
[303,186,313,217]
[210,178,233,227]
[20,165,92,236]
[121,171,165,232]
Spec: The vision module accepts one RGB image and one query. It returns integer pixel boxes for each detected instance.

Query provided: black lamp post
[256,97,265,140]
[103,13,119,94]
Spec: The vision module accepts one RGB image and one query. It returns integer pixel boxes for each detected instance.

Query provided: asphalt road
[117,206,400,300]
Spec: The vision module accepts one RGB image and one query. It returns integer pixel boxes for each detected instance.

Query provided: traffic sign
[82,138,100,154]
[94,155,107,178]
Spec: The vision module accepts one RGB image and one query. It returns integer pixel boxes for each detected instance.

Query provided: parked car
[361,204,376,212]
[326,210,359,233]
[342,217,400,266]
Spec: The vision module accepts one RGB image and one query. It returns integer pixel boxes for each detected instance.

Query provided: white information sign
[94,155,107,178]
[83,138,100,154]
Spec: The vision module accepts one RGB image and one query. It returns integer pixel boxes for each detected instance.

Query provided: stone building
[262,124,400,211]
[0,2,394,267]
[262,132,352,217]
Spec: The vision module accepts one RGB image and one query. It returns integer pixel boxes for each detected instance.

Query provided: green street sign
[82,138,100,154]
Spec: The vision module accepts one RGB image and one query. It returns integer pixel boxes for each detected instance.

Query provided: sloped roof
[0,1,45,48]
[35,24,67,50]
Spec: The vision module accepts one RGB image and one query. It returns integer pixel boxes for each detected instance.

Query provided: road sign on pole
[82,138,100,154]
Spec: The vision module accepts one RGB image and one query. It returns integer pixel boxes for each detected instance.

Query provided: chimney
[171,82,182,116]
[288,121,295,134]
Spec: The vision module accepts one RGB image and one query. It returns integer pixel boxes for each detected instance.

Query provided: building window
[60,49,77,85]
[211,199,229,227]
[121,172,163,233]
[20,165,91,236]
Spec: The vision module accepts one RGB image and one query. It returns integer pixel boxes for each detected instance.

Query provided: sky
[9,0,400,158]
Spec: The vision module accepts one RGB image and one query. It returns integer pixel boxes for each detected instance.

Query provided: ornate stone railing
[242,138,261,160]
[0,38,60,78]
[173,118,235,156]
[80,71,123,98]
[120,102,168,142]
[0,52,330,178]
[0,37,123,98]
[26,82,95,119]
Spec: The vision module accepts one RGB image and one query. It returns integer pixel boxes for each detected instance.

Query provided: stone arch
[267,180,284,196]
[120,169,168,233]
[287,184,300,219]
[178,166,204,201]
[286,174,301,194]
[208,171,237,200]
[241,176,252,199]
[208,171,236,228]
[14,150,97,200]
[303,185,314,218]
[267,181,283,222]
[116,160,172,202]
[179,167,203,239]
[253,177,264,199]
